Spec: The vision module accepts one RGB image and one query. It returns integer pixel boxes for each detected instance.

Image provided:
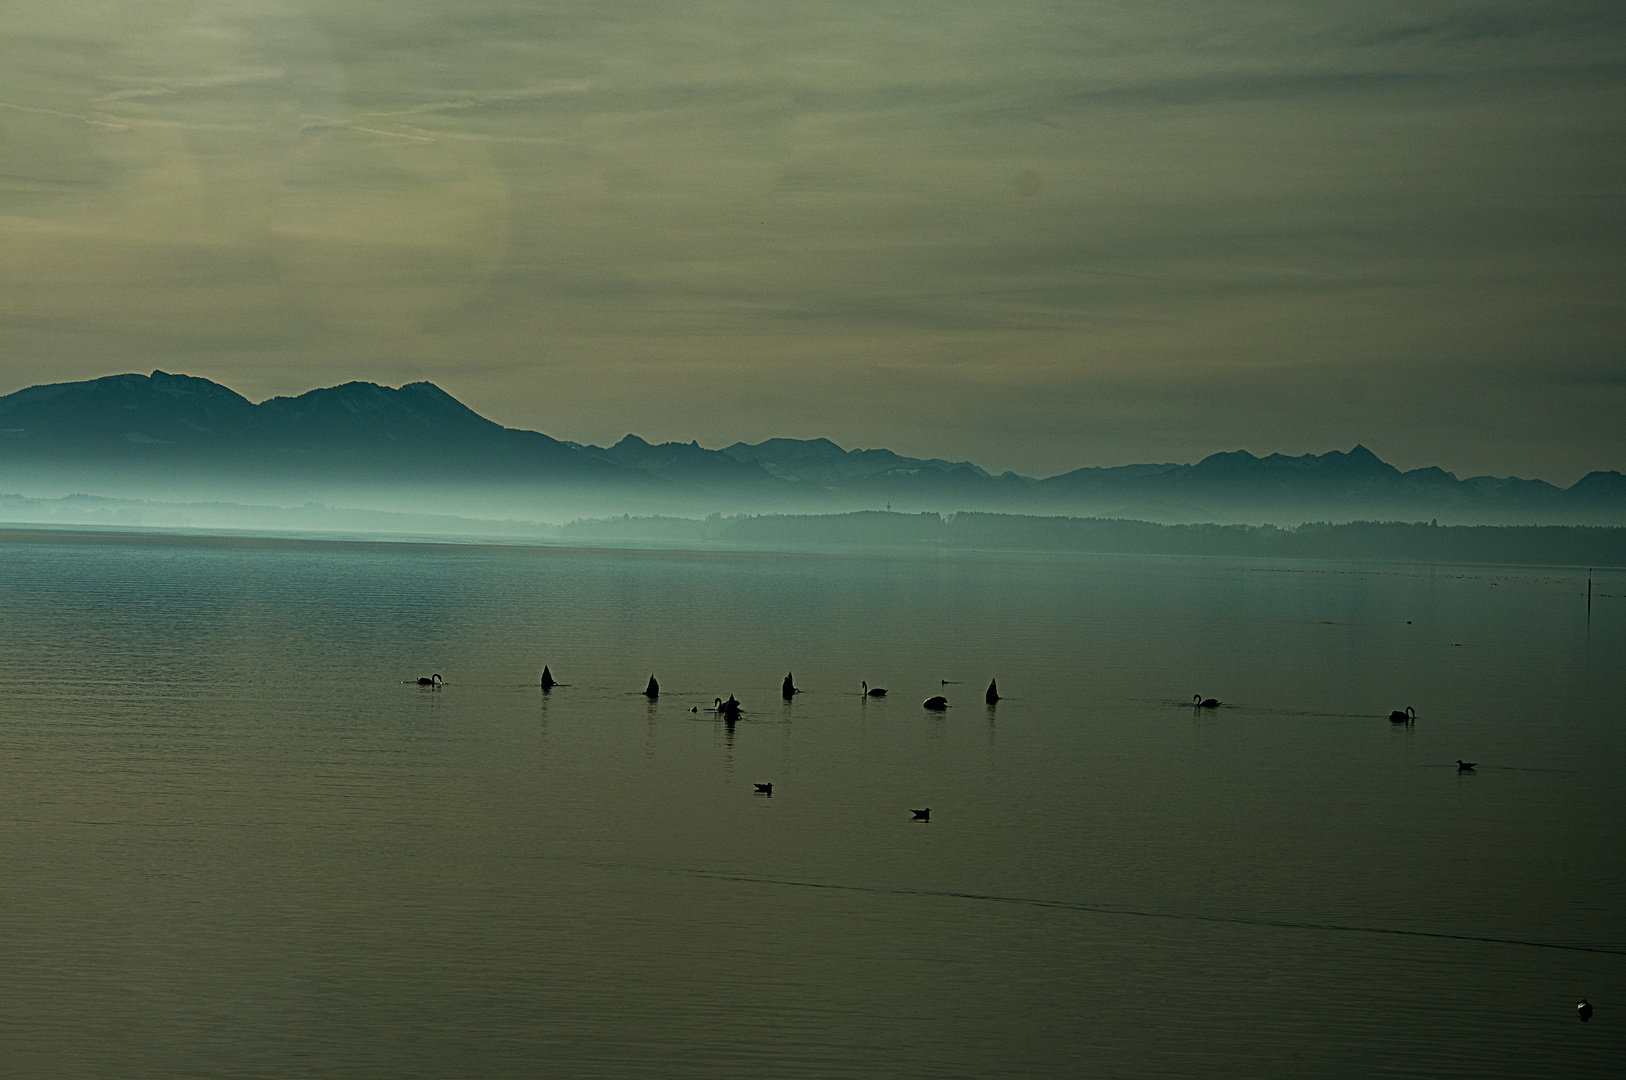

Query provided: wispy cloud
[0,0,1621,482]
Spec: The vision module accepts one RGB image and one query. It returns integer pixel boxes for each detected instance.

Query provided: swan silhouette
[1389,706,1416,722]
[862,681,887,697]
[1457,760,1477,772]
[417,674,443,687]
[1578,999,1592,1022]
[1193,694,1219,708]
[986,679,1000,705]
[923,696,949,711]
[644,675,659,699]
[540,666,556,690]
[911,808,931,821]
[715,695,742,719]
[782,672,799,699]
[754,782,773,795]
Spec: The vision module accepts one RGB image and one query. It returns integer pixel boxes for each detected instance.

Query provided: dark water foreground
[0,530,1621,1078]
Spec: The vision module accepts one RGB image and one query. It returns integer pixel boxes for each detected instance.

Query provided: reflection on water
[0,530,1621,1078]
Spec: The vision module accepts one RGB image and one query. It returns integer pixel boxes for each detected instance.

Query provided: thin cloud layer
[0,0,1621,481]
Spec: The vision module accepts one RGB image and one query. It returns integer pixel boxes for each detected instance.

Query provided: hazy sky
[1,1,1622,481]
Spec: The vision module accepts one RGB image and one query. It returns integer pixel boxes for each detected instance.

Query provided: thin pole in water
[1588,569,1592,616]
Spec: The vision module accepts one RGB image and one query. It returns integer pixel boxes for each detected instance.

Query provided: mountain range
[2,370,1623,526]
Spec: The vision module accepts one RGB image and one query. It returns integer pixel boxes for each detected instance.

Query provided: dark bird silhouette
[1457,760,1477,772]
[644,675,659,699]
[782,672,799,699]
[911,808,931,821]
[986,679,1000,705]
[862,681,887,697]
[754,783,773,796]
[417,674,443,687]
[923,696,949,710]
[715,695,742,719]
[540,666,556,690]
[1193,694,1219,708]
[1389,706,1416,722]
[1578,999,1592,1022]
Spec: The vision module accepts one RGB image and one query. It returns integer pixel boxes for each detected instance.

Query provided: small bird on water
[1457,760,1477,772]
[911,808,930,821]
[1577,998,1592,1022]
[754,782,773,796]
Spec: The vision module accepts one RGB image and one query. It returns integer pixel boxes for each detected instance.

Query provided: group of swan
[435,672,1446,757]
[520,669,1001,713]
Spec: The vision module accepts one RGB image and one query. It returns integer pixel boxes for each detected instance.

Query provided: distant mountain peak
[1,370,1619,525]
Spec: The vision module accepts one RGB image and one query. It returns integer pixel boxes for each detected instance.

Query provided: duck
[911,808,931,821]
[754,782,773,795]
[1389,706,1416,722]
[782,672,799,699]
[862,681,887,697]
[416,674,443,688]
[1457,760,1477,772]
[540,666,556,690]
[923,696,949,711]
[985,679,1000,705]
[1193,694,1219,708]
[644,675,659,699]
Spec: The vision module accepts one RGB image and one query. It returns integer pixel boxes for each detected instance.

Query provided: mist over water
[1,531,1621,1077]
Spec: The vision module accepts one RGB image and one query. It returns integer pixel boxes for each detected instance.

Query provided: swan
[986,679,1000,705]
[1193,694,1219,708]
[417,674,443,687]
[715,695,742,719]
[1578,999,1592,1022]
[862,681,887,697]
[540,666,556,690]
[782,672,799,699]
[1389,706,1416,722]
[923,696,949,710]
[644,675,659,699]
[911,808,931,821]
[754,782,773,795]
[1457,760,1477,772]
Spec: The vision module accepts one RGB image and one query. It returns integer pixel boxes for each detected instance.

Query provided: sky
[1,1,1622,483]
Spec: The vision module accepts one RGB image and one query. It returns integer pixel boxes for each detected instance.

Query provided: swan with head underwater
[782,672,800,700]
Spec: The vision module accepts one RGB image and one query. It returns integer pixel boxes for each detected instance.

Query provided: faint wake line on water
[667,867,1626,956]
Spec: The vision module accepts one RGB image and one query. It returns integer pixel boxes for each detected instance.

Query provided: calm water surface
[1,530,1621,1077]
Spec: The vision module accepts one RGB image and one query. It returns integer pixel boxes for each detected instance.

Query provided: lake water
[0,529,1621,1078]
